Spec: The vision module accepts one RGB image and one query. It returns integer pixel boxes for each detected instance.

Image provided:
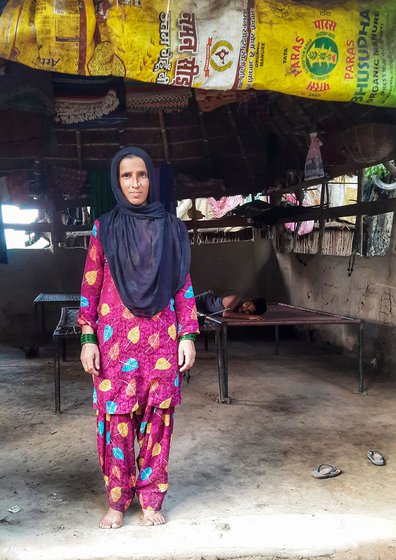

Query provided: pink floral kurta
[78,220,199,415]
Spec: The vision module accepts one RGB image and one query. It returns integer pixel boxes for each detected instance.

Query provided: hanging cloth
[89,170,116,223]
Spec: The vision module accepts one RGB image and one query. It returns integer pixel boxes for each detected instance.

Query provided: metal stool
[198,313,210,351]
[53,307,81,413]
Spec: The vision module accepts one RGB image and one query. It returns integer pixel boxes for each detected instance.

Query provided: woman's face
[118,156,150,205]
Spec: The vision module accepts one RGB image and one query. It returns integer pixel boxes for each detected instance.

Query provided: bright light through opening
[1,205,49,249]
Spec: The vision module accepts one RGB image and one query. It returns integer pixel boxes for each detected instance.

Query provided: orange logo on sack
[210,40,233,72]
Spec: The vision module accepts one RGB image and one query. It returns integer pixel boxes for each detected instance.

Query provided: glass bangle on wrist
[80,333,99,346]
[179,333,196,342]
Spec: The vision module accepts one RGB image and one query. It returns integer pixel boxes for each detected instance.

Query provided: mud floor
[1,334,396,560]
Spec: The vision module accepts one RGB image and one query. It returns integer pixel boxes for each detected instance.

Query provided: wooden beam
[54,126,160,133]
[47,201,62,252]
[190,199,198,244]
[185,216,249,230]
[275,198,396,224]
[41,155,250,163]
[16,198,89,210]
[54,125,203,133]
[56,142,120,148]
[3,223,51,232]
[5,218,249,233]
[4,223,91,233]
[276,175,332,194]
[54,136,234,148]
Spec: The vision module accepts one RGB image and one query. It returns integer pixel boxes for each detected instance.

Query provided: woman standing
[78,147,198,529]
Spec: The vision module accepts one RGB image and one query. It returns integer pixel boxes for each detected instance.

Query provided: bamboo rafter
[226,105,255,190]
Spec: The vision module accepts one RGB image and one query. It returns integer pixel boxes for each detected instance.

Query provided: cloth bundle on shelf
[53,74,126,127]
[125,81,191,112]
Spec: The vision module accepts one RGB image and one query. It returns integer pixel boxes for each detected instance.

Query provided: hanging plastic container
[304,132,325,181]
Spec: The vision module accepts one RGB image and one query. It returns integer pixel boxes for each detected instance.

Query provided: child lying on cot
[195,291,267,321]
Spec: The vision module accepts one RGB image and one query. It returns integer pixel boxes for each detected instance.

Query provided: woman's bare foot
[142,508,165,526]
[99,507,123,529]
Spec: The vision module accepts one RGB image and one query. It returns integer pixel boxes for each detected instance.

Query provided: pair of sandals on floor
[312,450,385,479]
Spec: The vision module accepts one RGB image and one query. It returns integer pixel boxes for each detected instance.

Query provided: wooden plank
[3,223,91,233]
[317,182,327,255]
[5,219,249,232]
[17,198,90,210]
[185,217,249,229]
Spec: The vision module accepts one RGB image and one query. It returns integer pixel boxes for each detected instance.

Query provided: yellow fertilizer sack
[253,1,396,107]
[0,0,394,107]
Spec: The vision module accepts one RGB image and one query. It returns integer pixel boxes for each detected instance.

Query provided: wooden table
[204,303,364,404]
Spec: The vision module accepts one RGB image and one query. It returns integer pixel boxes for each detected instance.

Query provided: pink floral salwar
[79,220,198,511]
[97,406,174,512]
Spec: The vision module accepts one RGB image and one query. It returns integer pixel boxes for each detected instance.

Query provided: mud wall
[274,250,396,373]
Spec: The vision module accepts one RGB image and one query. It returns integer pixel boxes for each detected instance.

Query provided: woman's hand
[80,343,100,376]
[178,339,196,373]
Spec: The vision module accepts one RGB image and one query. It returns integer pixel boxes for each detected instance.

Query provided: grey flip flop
[311,463,342,479]
[367,450,385,466]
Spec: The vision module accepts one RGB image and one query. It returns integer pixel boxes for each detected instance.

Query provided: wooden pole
[191,198,198,244]
[317,182,327,254]
[158,109,171,164]
[356,169,364,255]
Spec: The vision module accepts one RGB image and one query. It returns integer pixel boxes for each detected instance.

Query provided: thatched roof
[0,62,395,199]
